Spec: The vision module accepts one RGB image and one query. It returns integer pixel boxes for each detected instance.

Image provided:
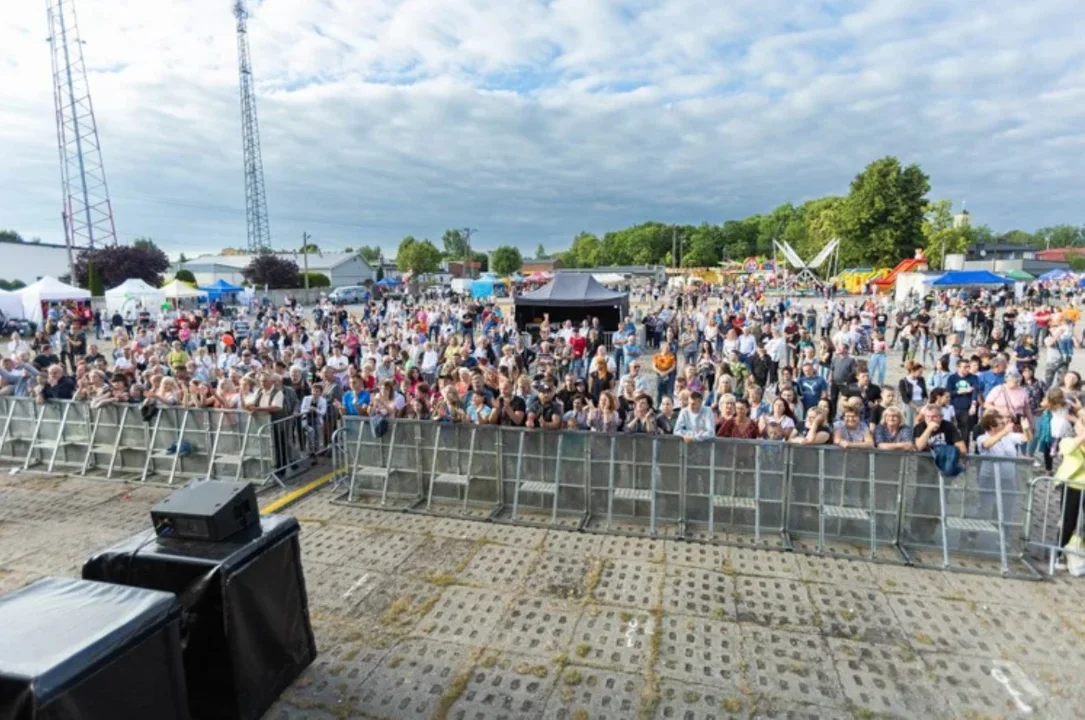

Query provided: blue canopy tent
[1039,268,1071,282]
[198,278,244,301]
[471,277,498,299]
[375,277,400,288]
[927,270,1013,287]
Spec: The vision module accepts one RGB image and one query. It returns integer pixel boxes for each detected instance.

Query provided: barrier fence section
[329,417,1045,578]
[0,397,274,487]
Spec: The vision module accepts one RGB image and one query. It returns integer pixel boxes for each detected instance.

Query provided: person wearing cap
[977,355,1008,398]
[526,382,562,429]
[673,390,715,442]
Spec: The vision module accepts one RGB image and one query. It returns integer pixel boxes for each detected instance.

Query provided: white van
[328,285,368,305]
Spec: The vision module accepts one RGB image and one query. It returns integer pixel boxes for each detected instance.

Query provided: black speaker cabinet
[0,576,189,720]
[82,515,315,720]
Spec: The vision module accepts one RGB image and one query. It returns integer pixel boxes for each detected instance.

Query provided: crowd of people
[3,277,1085,566]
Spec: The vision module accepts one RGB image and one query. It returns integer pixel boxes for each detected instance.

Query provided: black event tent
[514,273,629,332]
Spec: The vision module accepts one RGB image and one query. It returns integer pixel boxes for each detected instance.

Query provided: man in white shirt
[673,391,716,442]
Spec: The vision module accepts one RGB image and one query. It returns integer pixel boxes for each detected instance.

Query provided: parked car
[328,286,369,305]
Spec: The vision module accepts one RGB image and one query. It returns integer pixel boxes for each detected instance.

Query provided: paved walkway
[1,472,1082,719]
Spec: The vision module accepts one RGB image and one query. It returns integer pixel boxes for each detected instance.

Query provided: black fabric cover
[514,273,629,307]
[0,576,188,720]
[81,514,315,720]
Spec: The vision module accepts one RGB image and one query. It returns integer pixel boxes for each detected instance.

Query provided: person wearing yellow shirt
[166,341,190,373]
[653,341,677,404]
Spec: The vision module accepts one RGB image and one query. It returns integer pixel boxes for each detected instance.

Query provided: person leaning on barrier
[492,377,526,427]
[0,355,39,397]
[654,395,676,435]
[673,390,715,442]
[833,403,874,449]
[525,382,563,430]
[790,407,832,445]
[33,364,75,405]
[975,409,1030,522]
[873,406,914,451]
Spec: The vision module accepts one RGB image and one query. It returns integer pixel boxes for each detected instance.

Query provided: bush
[299,272,330,288]
[175,269,196,284]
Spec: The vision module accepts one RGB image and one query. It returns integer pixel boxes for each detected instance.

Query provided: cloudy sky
[2,0,1083,258]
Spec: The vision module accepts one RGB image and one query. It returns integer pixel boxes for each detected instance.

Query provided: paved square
[0,471,1078,720]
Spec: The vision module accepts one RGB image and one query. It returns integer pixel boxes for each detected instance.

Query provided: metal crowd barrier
[326,418,1045,579]
[1025,475,1085,575]
[0,397,272,487]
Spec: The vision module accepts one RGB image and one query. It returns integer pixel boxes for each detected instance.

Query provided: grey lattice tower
[234,0,271,252]
[46,0,118,250]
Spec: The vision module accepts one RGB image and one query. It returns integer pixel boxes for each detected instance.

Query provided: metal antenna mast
[47,0,118,258]
[234,0,271,252]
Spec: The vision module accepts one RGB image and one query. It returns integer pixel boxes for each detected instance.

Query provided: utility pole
[462,227,477,278]
[301,232,311,304]
[672,225,678,268]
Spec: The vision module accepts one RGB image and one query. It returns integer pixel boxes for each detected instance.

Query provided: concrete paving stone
[655,678,746,719]
[657,614,744,688]
[570,605,654,668]
[984,604,1085,668]
[943,572,1053,607]
[591,558,663,608]
[488,596,582,658]
[355,639,473,720]
[597,534,667,563]
[828,637,949,719]
[304,562,385,617]
[0,486,109,523]
[447,650,557,720]
[739,701,851,720]
[458,542,537,589]
[924,653,1075,720]
[539,665,641,720]
[663,539,729,570]
[482,523,549,548]
[741,626,845,709]
[297,497,392,525]
[586,519,683,539]
[870,563,956,596]
[374,511,444,535]
[728,546,801,578]
[660,564,737,620]
[414,585,507,645]
[805,583,906,644]
[795,554,879,588]
[271,631,391,718]
[345,573,443,641]
[301,523,378,567]
[522,552,594,600]
[733,575,820,632]
[7,525,127,577]
[541,529,603,557]
[888,594,1001,656]
[343,530,428,573]
[425,516,492,541]
[397,537,479,579]
[0,521,43,565]
[697,529,789,549]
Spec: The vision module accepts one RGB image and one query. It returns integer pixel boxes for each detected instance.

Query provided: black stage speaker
[82,515,315,720]
[0,576,189,720]
[150,481,259,542]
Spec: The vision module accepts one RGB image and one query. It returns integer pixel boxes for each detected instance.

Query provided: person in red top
[717,398,761,439]
[569,328,588,379]
[1035,307,1051,346]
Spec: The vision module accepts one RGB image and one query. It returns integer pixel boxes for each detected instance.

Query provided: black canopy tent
[514,273,629,332]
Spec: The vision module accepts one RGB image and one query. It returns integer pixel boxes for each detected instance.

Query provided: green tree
[175,269,196,284]
[1035,224,1085,249]
[132,237,159,251]
[301,243,319,254]
[357,245,382,264]
[86,262,104,296]
[397,236,442,275]
[240,254,301,288]
[1069,256,1085,273]
[1000,229,1038,245]
[563,232,603,267]
[0,230,25,244]
[442,229,470,259]
[299,272,331,288]
[839,157,930,267]
[491,245,524,276]
[922,199,971,269]
[534,244,548,260]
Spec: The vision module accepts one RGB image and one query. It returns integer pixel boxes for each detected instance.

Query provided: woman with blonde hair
[589,391,622,433]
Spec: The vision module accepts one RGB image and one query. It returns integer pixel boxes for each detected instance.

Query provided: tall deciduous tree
[356,245,382,264]
[490,245,524,276]
[922,199,971,269]
[74,244,170,289]
[839,157,931,267]
[441,229,470,259]
[534,244,548,260]
[0,230,26,244]
[1035,224,1085,249]
[240,254,300,288]
[396,236,442,275]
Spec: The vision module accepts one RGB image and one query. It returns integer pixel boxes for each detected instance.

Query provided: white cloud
[0,0,1082,257]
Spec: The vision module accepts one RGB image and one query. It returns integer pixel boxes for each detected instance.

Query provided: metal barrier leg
[80,407,103,476]
[140,412,163,483]
[868,454,877,559]
[206,413,225,481]
[937,471,950,569]
[379,423,398,507]
[166,412,188,485]
[678,442,687,538]
[649,438,658,536]
[106,406,128,479]
[754,446,762,545]
[511,432,525,522]
[425,425,441,511]
[994,464,1009,575]
[707,443,716,540]
[550,433,563,524]
[0,400,16,457]
[347,421,366,503]
[46,403,72,473]
[462,428,476,514]
[22,406,46,470]
[817,449,826,552]
[605,436,617,531]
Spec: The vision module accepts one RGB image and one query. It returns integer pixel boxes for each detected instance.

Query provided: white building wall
[325,256,375,286]
[2,243,72,283]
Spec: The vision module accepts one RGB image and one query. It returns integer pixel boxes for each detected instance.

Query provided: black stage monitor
[151,481,258,542]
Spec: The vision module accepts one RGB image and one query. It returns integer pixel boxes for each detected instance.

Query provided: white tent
[0,290,24,320]
[18,276,91,326]
[105,279,167,318]
[160,279,208,300]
